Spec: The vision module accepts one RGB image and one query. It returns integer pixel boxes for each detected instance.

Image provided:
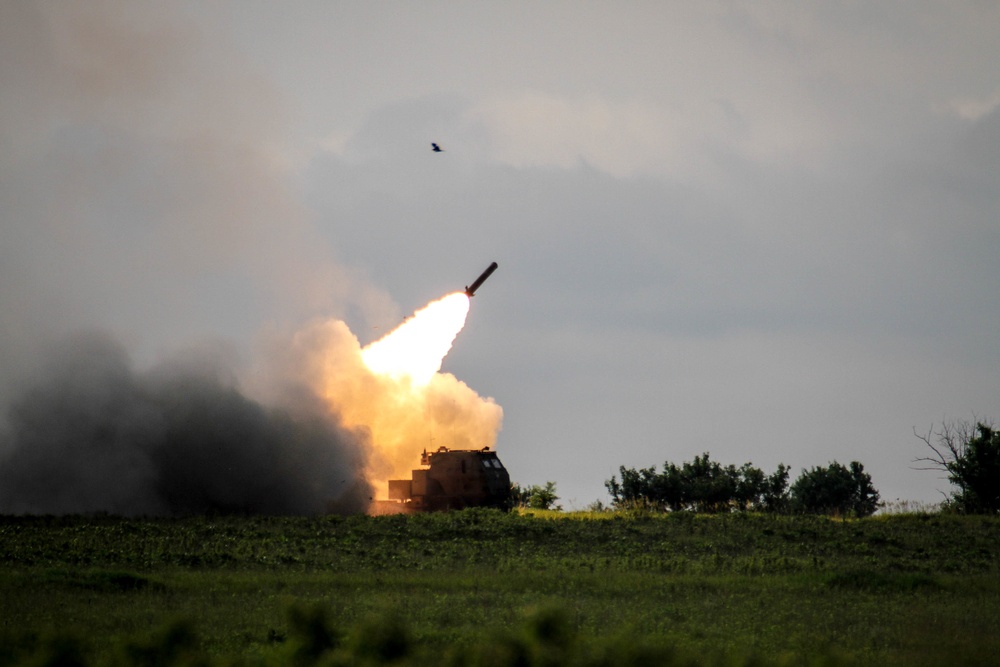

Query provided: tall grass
[2,510,998,665]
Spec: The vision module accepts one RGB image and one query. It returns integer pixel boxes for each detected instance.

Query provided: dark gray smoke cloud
[0,332,372,516]
[0,4,384,515]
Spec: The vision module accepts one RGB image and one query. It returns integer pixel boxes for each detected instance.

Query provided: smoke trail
[0,332,372,516]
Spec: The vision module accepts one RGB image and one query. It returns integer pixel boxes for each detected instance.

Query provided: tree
[790,461,880,517]
[681,453,738,513]
[760,463,791,513]
[915,419,1000,514]
[605,453,789,513]
[511,481,561,510]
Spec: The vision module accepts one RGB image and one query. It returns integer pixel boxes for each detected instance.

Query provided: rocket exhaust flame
[361,292,471,386]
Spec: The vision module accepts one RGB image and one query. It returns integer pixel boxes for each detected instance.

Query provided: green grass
[1,510,999,665]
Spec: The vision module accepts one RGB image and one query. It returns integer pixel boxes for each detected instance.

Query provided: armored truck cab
[388,446,511,511]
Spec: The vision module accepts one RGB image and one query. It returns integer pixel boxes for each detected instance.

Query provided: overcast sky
[2,2,998,509]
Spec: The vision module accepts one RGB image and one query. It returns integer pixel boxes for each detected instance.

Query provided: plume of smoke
[0,332,372,516]
[0,4,504,514]
[253,315,504,498]
[0,3,387,383]
[0,4,384,515]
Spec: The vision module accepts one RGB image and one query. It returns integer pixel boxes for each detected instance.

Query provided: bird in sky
[431,143,443,152]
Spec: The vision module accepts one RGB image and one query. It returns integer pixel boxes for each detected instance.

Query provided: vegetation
[790,461,881,518]
[604,452,792,513]
[512,481,561,510]
[606,453,883,517]
[2,510,1000,666]
[916,418,1000,514]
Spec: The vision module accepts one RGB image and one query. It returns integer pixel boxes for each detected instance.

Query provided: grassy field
[1,509,999,665]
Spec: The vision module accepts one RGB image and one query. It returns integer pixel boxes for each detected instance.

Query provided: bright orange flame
[361,292,470,386]
[282,292,503,502]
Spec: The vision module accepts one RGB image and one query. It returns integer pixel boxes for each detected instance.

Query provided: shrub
[511,482,561,510]
[790,461,880,517]
[604,453,790,513]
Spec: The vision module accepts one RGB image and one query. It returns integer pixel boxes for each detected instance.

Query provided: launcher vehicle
[387,446,512,511]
